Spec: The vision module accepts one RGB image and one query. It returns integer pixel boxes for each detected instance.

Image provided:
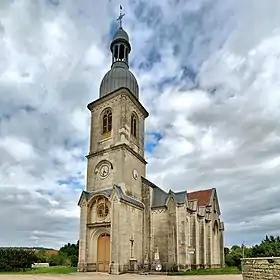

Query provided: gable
[77,191,90,206]
[211,188,221,215]
[173,191,187,204]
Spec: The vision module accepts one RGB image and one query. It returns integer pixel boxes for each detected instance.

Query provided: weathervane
[117,5,125,28]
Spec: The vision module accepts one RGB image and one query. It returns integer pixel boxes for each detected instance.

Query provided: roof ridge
[174,190,187,194]
[188,188,213,193]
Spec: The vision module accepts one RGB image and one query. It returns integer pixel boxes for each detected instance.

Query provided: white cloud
[1,0,280,249]
[0,137,36,161]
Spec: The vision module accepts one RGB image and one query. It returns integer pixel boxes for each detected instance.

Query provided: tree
[225,245,243,268]
[231,245,241,251]
[48,252,71,266]
[35,250,48,263]
[251,235,280,257]
[59,241,79,267]
[225,235,280,268]
[224,247,230,256]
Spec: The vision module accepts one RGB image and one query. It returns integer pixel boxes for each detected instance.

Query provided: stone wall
[242,257,280,279]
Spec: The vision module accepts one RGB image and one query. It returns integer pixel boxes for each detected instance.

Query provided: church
[77,13,225,275]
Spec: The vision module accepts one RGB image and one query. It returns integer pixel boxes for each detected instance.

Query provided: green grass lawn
[169,266,241,276]
[0,266,77,274]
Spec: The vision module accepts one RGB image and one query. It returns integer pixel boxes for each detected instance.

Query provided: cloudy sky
[1,0,280,249]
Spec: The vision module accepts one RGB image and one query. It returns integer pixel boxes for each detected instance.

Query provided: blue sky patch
[109,20,118,39]
[145,132,162,153]
[57,176,82,188]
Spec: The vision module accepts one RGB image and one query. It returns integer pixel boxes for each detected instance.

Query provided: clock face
[132,169,138,180]
[99,164,110,179]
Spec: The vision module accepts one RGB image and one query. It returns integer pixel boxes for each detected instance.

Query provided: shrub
[0,248,38,272]
[48,253,71,267]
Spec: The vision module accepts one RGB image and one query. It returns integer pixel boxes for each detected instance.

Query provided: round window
[97,203,109,218]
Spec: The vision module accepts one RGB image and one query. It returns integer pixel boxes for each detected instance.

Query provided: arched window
[125,48,128,63]
[97,202,109,218]
[131,114,137,138]
[119,44,125,60]
[102,109,112,136]
[114,45,119,60]
[89,195,110,223]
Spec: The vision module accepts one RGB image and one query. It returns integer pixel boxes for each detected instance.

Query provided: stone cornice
[87,87,149,118]
[86,143,147,165]
[119,198,144,210]
[87,222,111,228]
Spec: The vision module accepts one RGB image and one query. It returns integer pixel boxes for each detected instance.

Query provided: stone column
[209,222,213,267]
[175,209,181,268]
[110,198,120,274]
[194,215,200,267]
[205,221,212,268]
[142,183,151,269]
[202,220,207,268]
[212,222,220,267]
[186,217,190,268]
[150,210,154,265]
[78,202,88,272]
[220,229,225,267]
[200,219,206,268]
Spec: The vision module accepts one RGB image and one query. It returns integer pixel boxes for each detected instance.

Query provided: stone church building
[78,18,225,275]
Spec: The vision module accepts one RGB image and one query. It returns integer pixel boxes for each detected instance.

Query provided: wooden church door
[97,233,110,272]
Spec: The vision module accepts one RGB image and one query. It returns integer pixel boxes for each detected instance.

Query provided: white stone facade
[77,23,225,275]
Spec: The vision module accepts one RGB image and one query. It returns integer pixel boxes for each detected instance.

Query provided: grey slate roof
[174,191,187,204]
[152,187,168,208]
[114,185,144,209]
[78,186,144,209]
[99,64,139,99]
[77,188,112,206]
[142,177,187,208]
[100,26,138,99]
[112,27,129,42]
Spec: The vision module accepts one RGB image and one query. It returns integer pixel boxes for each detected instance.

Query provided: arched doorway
[97,233,110,272]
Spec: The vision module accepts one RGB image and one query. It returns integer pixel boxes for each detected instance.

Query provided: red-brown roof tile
[34,249,58,255]
[187,189,213,207]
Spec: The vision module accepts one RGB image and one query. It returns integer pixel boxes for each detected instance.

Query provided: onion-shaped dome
[99,25,138,99]
[99,62,139,98]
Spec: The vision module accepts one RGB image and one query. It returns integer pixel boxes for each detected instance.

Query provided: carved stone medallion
[132,168,138,180]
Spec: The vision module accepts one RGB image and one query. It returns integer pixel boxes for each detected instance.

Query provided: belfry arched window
[114,45,118,61]
[131,113,137,138]
[102,108,112,135]
[119,44,125,60]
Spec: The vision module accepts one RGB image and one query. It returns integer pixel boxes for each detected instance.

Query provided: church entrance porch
[97,233,110,272]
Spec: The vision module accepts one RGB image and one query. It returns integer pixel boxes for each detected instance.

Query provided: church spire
[117,5,125,29]
[110,6,131,68]
[99,7,139,99]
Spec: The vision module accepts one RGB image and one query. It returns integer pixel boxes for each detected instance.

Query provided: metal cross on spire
[117,5,125,28]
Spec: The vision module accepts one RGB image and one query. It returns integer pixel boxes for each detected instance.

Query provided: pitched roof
[77,186,144,209]
[77,188,111,206]
[187,189,213,207]
[142,178,187,208]
[33,249,58,255]
[173,191,187,204]
[152,186,168,208]
[114,185,144,209]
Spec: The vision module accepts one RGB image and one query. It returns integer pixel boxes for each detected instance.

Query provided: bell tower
[85,10,149,200]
